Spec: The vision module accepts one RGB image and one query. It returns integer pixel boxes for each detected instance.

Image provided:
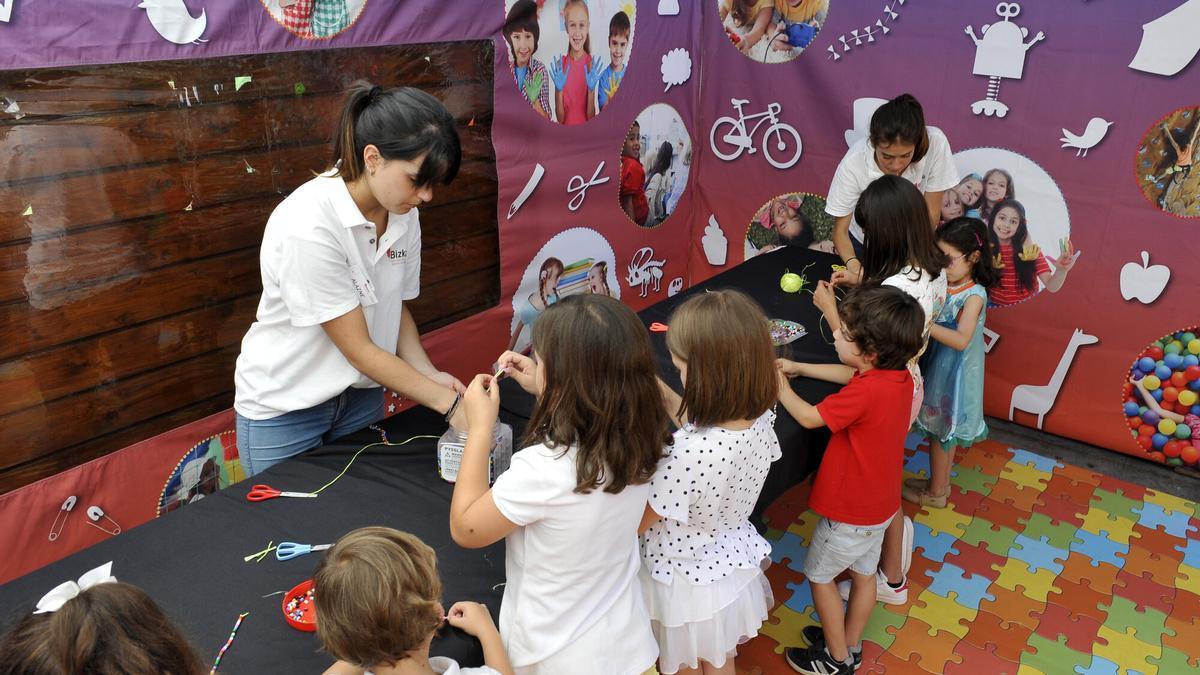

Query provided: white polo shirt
[234,174,421,420]
[825,126,959,244]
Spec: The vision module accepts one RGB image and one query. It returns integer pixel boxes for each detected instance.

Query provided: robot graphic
[965,2,1045,118]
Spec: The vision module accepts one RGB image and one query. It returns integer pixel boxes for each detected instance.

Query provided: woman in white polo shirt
[234,82,466,476]
[825,93,959,284]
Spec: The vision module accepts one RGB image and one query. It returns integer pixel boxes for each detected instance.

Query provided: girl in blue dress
[905,217,997,508]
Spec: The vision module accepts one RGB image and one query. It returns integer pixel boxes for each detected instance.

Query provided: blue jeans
[236,387,385,477]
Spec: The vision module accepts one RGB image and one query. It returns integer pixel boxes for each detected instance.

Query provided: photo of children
[744,192,838,259]
[954,149,1078,308]
[502,0,635,124]
[261,0,366,39]
[508,228,620,353]
[1122,327,1200,471]
[619,104,692,228]
[1136,106,1200,217]
[718,0,829,64]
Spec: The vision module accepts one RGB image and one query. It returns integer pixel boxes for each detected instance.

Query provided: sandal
[901,485,948,508]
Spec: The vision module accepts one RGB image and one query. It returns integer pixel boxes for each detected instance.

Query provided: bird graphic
[1060,117,1112,157]
[138,0,208,45]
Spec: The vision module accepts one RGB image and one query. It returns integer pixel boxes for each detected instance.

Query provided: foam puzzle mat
[735,436,1200,674]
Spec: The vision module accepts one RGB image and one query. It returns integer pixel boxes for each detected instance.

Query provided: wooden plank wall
[0,42,500,493]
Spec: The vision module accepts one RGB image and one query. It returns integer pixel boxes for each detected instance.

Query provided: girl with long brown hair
[449,294,671,675]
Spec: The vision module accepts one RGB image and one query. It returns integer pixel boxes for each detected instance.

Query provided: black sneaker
[801,626,862,671]
[785,643,855,675]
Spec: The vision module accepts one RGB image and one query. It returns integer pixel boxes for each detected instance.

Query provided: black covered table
[0,407,505,672]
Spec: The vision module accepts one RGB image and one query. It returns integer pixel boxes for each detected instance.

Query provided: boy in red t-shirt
[776,284,924,675]
[620,121,649,226]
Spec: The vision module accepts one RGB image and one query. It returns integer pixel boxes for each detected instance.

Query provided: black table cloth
[0,244,844,672]
[0,407,505,672]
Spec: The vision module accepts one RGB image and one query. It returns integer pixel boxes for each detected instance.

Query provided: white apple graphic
[1120,251,1170,304]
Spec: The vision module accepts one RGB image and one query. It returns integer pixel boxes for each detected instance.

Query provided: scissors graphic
[275,541,333,561]
[246,484,318,502]
[567,161,610,212]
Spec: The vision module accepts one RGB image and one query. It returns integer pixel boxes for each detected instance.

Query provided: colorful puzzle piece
[1135,500,1197,538]
[993,557,1059,602]
[950,464,1000,496]
[1069,528,1130,569]
[1001,461,1053,492]
[1092,625,1162,674]
[909,588,977,639]
[913,521,961,563]
[923,562,994,609]
[1010,534,1069,575]
[1021,633,1091,675]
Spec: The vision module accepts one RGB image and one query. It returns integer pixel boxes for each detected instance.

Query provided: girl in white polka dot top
[639,290,782,675]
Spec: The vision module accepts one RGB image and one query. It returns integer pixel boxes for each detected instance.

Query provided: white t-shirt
[825,126,959,243]
[882,266,948,380]
[641,410,780,586]
[234,174,422,419]
[490,443,658,675]
[365,658,500,675]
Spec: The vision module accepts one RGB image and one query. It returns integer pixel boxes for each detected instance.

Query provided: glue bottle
[437,422,513,484]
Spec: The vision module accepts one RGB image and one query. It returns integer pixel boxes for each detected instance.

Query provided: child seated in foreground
[316,527,514,675]
[775,285,925,675]
[0,563,205,674]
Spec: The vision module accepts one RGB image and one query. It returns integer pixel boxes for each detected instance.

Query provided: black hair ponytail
[329,80,462,187]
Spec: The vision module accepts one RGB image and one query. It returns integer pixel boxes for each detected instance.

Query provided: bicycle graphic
[709,98,803,169]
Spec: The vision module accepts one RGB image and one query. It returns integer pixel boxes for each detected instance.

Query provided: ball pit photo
[1122,327,1200,468]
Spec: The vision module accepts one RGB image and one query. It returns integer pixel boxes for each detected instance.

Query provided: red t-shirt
[988,244,1050,306]
[620,155,649,226]
[810,368,914,525]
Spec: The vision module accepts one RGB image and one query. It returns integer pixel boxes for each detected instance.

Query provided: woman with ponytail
[234,81,466,475]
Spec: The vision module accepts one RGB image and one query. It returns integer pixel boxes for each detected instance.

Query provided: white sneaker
[835,570,909,605]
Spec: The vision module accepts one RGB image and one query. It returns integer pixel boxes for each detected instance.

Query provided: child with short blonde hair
[315,527,513,675]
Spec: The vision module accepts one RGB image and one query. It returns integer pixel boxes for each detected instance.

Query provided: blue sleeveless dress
[915,283,989,450]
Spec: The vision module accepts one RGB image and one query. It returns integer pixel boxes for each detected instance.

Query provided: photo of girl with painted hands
[233,82,466,476]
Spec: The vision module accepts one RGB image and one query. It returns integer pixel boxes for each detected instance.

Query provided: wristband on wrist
[444,391,461,423]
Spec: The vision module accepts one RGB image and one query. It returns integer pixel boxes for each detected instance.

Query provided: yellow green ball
[1143,375,1161,390]
[1180,390,1198,407]
[1189,339,1200,355]
[780,272,803,293]
[1159,419,1178,435]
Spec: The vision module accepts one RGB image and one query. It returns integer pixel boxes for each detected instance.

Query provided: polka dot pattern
[641,410,781,585]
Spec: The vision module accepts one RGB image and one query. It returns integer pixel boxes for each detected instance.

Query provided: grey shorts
[803,516,893,584]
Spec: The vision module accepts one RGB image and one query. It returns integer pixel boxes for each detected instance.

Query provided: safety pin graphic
[507,163,545,219]
[566,161,611,211]
[85,506,122,536]
[49,496,77,541]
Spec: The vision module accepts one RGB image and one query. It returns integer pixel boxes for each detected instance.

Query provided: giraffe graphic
[1008,328,1098,429]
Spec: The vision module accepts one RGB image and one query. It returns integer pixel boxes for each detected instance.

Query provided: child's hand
[446,601,499,639]
[776,368,794,398]
[1055,238,1078,270]
[812,280,837,315]
[585,59,606,91]
[523,69,544,103]
[777,358,803,379]
[496,350,538,395]
[462,375,499,434]
[830,268,861,287]
[1018,241,1042,262]
[548,57,569,90]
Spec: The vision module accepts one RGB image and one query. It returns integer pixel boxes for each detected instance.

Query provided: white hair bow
[33,562,116,614]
